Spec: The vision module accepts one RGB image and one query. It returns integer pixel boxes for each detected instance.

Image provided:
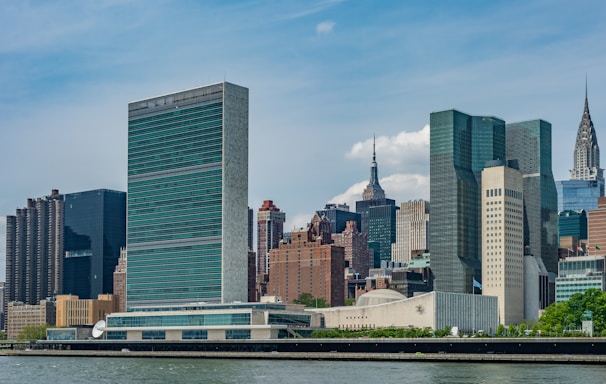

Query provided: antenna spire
[373,134,376,162]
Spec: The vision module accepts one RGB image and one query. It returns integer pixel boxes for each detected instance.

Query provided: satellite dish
[92,320,106,338]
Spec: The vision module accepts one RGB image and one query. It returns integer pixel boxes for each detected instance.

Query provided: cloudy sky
[2,1,606,278]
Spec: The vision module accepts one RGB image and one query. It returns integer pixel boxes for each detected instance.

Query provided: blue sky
[2,0,606,278]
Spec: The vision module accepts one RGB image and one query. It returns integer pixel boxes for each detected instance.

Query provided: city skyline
[2,1,606,278]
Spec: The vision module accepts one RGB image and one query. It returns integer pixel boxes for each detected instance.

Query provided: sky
[2,0,606,279]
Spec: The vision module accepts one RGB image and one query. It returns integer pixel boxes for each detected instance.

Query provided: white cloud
[346,125,430,172]
[316,20,336,34]
[287,213,314,232]
[329,173,429,209]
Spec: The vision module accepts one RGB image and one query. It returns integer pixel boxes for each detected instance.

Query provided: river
[2,356,606,383]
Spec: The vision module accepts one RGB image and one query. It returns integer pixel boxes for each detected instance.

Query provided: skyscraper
[257,200,285,278]
[355,138,398,265]
[63,189,126,299]
[391,199,429,264]
[5,189,64,306]
[317,203,361,235]
[481,161,524,325]
[506,119,558,275]
[127,82,248,307]
[556,84,604,212]
[430,110,507,293]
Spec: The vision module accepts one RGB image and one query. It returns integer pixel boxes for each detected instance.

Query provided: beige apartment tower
[392,200,429,264]
[481,162,524,325]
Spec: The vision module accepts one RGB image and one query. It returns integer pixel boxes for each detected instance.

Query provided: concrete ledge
[4,349,606,364]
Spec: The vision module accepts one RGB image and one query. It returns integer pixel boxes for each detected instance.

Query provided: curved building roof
[356,289,406,307]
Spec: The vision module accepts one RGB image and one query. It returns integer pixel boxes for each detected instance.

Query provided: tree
[17,325,51,341]
[540,288,606,335]
[292,293,329,308]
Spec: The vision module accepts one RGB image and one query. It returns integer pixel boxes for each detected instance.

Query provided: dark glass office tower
[506,119,558,275]
[63,189,126,299]
[355,139,397,265]
[429,111,506,293]
[430,110,478,293]
[317,203,361,235]
[127,82,248,307]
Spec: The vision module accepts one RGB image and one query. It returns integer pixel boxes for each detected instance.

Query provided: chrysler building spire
[570,81,603,182]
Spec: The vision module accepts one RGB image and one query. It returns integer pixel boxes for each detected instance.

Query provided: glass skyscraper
[63,189,126,299]
[429,111,506,293]
[127,82,248,307]
[506,119,559,275]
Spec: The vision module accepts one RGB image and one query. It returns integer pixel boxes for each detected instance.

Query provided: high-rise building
[558,210,588,241]
[5,189,64,307]
[506,119,559,275]
[257,200,285,278]
[332,220,372,278]
[391,200,429,264]
[63,189,126,299]
[267,223,345,307]
[113,247,127,313]
[355,139,398,265]
[588,197,606,255]
[481,161,524,325]
[556,84,603,212]
[317,203,361,235]
[127,82,248,307]
[430,111,506,293]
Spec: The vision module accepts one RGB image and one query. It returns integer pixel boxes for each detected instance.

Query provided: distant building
[481,161,525,325]
[5,189,64,307]
[311,290,498,335]
[257,200,285,278]
[55,294,117,327]
[523,254,550,321]
[556,83,603,219]
[317,203,361,234]
[392,200,429,264]
[555,255,605,303]
[332,221,372,278]
[127,82,249,307]
[355,138,398,265]
[506,119,559,276]
[63,189,126,299]
[0,282,5,330]
[559,210,588,240]
[112,248,127,313]
[267,219,345,307]
[6,300,56,340]
[588,197,606,255]
[429,111,505,293]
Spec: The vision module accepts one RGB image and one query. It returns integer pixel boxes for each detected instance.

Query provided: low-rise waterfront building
[555,254,605,302]
[6,300,56,340]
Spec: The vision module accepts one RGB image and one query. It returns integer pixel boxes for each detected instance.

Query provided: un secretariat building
[127,82,249,308]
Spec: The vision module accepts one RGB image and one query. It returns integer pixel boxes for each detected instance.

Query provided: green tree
[17,324,51,341]
[540,288,606,335]
[292,293,329,308]
[344,298,356,306]
[0,331,7,340]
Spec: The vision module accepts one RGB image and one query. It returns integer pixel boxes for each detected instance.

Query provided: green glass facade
[127,82,248,307]
[429,111,505,293]
[506,120,558,275]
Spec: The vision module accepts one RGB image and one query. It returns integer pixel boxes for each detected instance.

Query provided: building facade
[481,162,525,325]
[355,139,397,264]
[257,200,285,278]
[55,294,117,327]
[267,225,345,307]
[317,203,361,235]
[332,221,372,278]
[430,111,505,293]
[391,200,429,264]
[588,197,606,255]
[555,255,605,303]
[506,119,559,275]
[112,247,127,313]
[127,82,249,307]
[556,85,603,213]
[6,300,56,340]
[63,189,126,299]
[5,189,64,307]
